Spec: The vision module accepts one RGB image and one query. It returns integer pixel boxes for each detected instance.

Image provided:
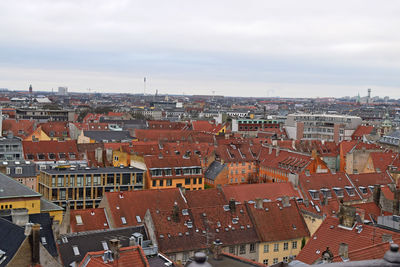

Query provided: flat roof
[42,166,145,175]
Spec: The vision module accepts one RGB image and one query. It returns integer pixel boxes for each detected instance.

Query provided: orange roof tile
[70,208,110,233]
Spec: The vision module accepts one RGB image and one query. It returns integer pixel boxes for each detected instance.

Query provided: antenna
[143,77,146,96]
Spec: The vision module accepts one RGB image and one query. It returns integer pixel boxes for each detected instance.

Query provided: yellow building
[0,172,64,223]
[247,199,310,265]
[144,154,204,190]
[24,126,51,141]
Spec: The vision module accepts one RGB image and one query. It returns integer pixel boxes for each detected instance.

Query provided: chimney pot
[255,198,263,209]
[339,243,349,260]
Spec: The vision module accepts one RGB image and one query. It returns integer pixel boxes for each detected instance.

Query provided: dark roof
[27,213,58,257]
[40,197,64,212]
[83,130,133,142]
[0,172,41,199]
[0,217,26,267]
[204,161,226,181]
[147,253,178,267]
[207,252,265,266]
[57,225,148,267]
[0,162,37,178]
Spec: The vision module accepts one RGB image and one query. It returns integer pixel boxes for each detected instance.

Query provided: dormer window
[368,185,375,193]
[309,190,319,200]
[359,186,368,194]
[164,168,172,176]
[345,186,355,196]
[320,188,332,198]
[150,169,162,177]
[333,187,344,197]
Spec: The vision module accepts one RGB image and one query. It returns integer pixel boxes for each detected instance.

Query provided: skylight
[102,241,109,250]
[75,215,83,225]
[121,216,127,224]
[136,215,142,223]
[72,246,80,256]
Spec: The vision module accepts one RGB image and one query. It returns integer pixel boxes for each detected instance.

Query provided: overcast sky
[0,0,399,98]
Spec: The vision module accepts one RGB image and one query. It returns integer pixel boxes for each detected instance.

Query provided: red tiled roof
[348,172,393,198]
[296,216,400,264]
[299,172,361,202]
[39,121,70,138]
[352,125,375,139]
[259,147,312,173]
[2,119,35,138]
[103,142,130,151]
[247,199,310,242]
[22,140,80,161]
[144,154,201,170]
[79,245,149,267]
[222,183,300,202]
[135,129,214,143]
[147,120,190,130]
[83,113,104,123]
[215,143,262,163]
[70,208,110,233]
[370,152,400,172]
[72,122,109,131]
[103,188,188,228]
[299,198,340,217]
[185,188,227,208]
[381,186,395,201]
[191,120,224,134]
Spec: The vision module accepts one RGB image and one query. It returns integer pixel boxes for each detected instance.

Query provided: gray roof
[58,225,148,267]
[385,130,400,139]
[0,163,37,178]
[0,218,26,267]
[42,166,145,175]
[207,253,262,266]
[40,198,63,212]
[83,130,133,142]
[0,173,41,199]
[204,161,226,181]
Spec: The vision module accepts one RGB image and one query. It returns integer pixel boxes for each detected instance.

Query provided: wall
[257,237,306,265]
[0,197,41,214]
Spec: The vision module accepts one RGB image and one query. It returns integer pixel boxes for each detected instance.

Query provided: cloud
[0,0,399,97]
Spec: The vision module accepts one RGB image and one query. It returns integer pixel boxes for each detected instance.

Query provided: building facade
[38,167,145,209]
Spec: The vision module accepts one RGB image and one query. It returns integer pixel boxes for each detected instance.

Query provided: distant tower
[143,77,147,96]
[367,88,371,103]
[29,84,32,94]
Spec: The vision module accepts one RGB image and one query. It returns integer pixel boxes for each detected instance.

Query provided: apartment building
[16,108,75,122]
[38,166,145,209]
[285,114,362,142]
[0,135,23,161]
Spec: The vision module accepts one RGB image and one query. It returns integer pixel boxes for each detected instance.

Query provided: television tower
[143,77,146,96]
[367,88,371,103]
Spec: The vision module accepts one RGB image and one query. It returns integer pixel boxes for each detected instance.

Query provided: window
[75,215,83,225]
[27,154,34,160]
[152,180,156,187]
[333,187,344,197]
[72,246,80,256]
[239,245,246,254]
[345,186,355,196]
[250,243,256,253]
[274,243,279,252]
[283,256,288,263]
[183,252,189,262]
[175,168,182,176]
[136,173,143,184]
[6,168,10,175]
[159,180,164,187]
[283,242,288,250]
[229,246,235,254]
[264,244,269,253]
[164,168,172,176]
[69,153,76,159]
[59,153,66,159]
[308,190,319,200]
[198,178,202,184]
[321,188,332,198]
[263,259,268,265]
[273,258,278,264]
[57,176,64,187]
[359,186,368,194]
[49,153,56,160]
[185,178,191,185]
[41,237,47,245]
[292,241,297,249]
[38,153,45,160]
[166,179,172,186]
[121,217,127,224]
[101,241,108,250]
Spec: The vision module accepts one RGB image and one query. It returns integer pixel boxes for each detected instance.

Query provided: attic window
[368,185,375,193]
[136,216,142,223]
[27,154,34,160]
[345,186,355,196]
[49,153,56,160]
[69,153,76,159]
[359,186,368,194]
[38,153,45,160]
[182,209,189,216]
[333,187,344,197]
[75,215,83,225]
[308,190,319,200]
[72,246,80,256]
[59,153,66,159]
[41,237,47,245]
[320,188,332,198]
[121,217,127,224]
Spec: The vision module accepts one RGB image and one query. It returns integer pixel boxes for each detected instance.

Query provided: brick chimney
[275,147,280,157]
[338,201,356,228]
[282,196,290,207]
[373,184,381,206]
[339,243,349,260]
[255,198,263,209]
[11,208,29,227]
[394,190,400,215]
[29,224,41,265]
[212,239,223,260]
[172,202,180,222]
[229,198,236,212]
[109,239,121,260]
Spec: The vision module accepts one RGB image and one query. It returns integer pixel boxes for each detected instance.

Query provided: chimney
[229,198,236,212]
[275,147,280,157]
[255,198,263,209]
[109,239,121,260]
[95,147,103,164]
[394,190,400,216]
[373,184,381,206]
[269,146,272,154]
[172,202,179,222]
[338,201,356,228]
[282,196,290,207]
[339,243,349,260]
[304,199,309,207]
[213,239,223,260]
[30,224,41,265]
[12,208,29,227]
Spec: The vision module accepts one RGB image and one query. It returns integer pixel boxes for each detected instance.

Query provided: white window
[75,215,83,225]
[292,241,298,249]
[264,244,269,253]
[101,241,108,250]
[41,237,47,245]
[72,246,80,256]
[274,243,279,252]
[273,258,278,264]
[121,216,127,224]
[6,168,10,175]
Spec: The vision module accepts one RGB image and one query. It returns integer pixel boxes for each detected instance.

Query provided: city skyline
[0,0,399,98]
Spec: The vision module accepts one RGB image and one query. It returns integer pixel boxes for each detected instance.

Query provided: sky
[0,0,399,98]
